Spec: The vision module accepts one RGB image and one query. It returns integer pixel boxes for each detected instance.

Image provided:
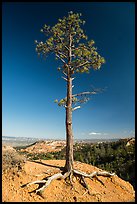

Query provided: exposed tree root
[73,169,115,195]
[21,168,115,196]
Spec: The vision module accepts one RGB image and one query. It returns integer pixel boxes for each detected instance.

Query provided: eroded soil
[2,158,135,202]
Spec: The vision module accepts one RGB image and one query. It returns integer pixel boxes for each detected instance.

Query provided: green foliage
[54,98,67,107]
[35,11,105,73]
[73,140,135,189]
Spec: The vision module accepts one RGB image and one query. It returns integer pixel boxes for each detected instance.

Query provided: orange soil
[2,159,135,202]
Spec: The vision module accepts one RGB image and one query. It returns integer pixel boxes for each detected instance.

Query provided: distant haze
[2,135,134,147]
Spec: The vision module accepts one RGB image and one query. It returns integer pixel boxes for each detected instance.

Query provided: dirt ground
[2,159,135,202]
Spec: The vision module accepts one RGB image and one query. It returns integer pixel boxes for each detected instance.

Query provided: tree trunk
[64,32,74,172]
[65,76,74,172]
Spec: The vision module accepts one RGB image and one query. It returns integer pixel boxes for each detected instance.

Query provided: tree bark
[65,76,74,172]
[65,33,74,172]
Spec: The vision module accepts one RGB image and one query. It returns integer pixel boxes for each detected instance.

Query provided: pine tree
[23,11,115,195]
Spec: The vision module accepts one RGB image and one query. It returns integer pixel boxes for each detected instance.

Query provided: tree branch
[56,54,67,64]
[72,91,96,98]
[57,51,67,59]
[72,106,81,111]
[74,61,90,69]
[63,71,67,76]
[56,34,69,51]
[62,76,68,81]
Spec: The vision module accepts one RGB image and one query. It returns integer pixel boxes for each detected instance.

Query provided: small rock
[73,196,77,202]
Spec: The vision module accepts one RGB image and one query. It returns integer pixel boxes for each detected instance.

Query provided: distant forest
[16,139,135,189]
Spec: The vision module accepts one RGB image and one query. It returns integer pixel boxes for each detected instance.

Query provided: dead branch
[56,54,67,64]
[72,106,81,111]
[72,91,97,98]
[62,76,68,81]
[63,71,67,76]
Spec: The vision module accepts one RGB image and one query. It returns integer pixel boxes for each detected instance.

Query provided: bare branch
[56,54,67,64]
[72,106,81,111]
[71,77,75,81]
[72,91,96,98]
[62,76,68,81]
[57,51,67,59]
[74,61,90,69]
[63,71,67,76]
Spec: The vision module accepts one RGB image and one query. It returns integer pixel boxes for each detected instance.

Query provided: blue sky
[2,2,135,139]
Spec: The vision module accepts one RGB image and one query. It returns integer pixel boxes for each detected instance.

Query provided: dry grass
[2,146,27,173]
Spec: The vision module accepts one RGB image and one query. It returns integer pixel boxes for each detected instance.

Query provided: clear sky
[2,2,135,140]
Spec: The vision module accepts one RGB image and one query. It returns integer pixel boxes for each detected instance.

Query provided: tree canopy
[35,11,106,109]
[35,11,105,75]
